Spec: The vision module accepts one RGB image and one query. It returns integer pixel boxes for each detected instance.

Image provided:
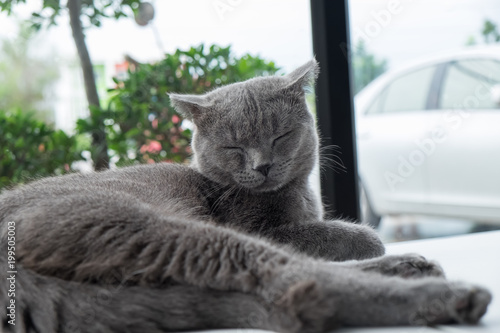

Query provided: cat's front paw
[373,253,445,278]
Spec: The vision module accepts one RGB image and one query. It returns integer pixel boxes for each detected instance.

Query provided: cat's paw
[276,280,338,333]
[413,282,492,325]
[451,283,492,324]
[371,253,445,278]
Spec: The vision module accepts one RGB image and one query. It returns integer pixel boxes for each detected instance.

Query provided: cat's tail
[0,261,281,333]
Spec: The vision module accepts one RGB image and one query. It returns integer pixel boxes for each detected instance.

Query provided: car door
[424,58,500,221]
[357,65,438,215]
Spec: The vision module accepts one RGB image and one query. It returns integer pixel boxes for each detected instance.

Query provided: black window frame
[310,0,360,221]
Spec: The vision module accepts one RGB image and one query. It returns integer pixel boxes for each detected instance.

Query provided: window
[440,59,500,110]
[382,66,436,113]
[365,89,387,115]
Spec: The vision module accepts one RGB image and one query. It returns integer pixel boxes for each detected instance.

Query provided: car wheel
[359,181,382,228]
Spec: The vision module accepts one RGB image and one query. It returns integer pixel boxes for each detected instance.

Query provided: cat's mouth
[242,177,283,192]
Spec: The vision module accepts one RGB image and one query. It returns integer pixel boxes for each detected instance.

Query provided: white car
[355,46,500,227]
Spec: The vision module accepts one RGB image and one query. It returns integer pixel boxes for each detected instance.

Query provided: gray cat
[0,60,491,333]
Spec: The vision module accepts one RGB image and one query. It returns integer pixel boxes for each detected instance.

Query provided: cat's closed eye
[272,130,293,147]
[222,146,244,153]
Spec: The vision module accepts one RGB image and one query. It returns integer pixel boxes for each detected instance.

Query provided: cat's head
[170,60,319,192]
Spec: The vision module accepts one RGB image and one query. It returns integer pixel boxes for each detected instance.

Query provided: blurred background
[0,0,499,242]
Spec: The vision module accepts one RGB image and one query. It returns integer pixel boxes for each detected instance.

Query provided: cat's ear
[282,59,319,93]
[169,94,210,121]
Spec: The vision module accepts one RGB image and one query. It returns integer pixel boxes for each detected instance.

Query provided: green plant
[0,109,85,191]
[482,19,500,44]
[1,0,144,170]
[351,39,388,94]
[78,44,279,166]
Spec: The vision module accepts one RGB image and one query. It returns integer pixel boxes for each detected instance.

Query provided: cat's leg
[0,262,294,333]
[337,253,446,278]
[3,257,491,333]
[265,220,385,261]
[269,218,443,277]
[314,267,492,327]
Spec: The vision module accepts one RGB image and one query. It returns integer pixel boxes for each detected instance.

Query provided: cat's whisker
[210,186,236,214]
[229,186,244,215]
[205,183,226,198]
[319,144,342,153]
[320,155,346,169]
[319,150,347,174]
[203,179,229,199]
[320,163,347,174]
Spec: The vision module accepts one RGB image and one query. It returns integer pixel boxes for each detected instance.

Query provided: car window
[440,59,500,110]
[365,89,387,115]
[381,66,436,113]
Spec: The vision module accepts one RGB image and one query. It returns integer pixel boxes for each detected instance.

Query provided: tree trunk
[67,0,109,170]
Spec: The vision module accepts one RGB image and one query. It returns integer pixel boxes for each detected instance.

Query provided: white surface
[186,231,500,333]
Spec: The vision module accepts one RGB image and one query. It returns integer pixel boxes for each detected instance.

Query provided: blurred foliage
[351,39,388,94]
[466,19,500,46]
[482,19,500,44]
[77,44,279,166]
[0,22,59,123]
[1,0,144,170]
[0,0,141,31]
[0,109,84,191]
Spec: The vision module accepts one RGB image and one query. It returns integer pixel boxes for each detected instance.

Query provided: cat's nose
[253,163,273,177]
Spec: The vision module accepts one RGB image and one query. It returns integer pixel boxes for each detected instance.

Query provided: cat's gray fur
[0,60,491,333]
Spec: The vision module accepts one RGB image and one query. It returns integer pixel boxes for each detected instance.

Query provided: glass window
[440,59,500,110]
[382,66,436,113]
[365,89,387,115]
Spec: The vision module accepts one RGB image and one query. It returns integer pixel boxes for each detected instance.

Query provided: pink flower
[172,115,180,124]
[140,140,162,154]
[147,140,162,153]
